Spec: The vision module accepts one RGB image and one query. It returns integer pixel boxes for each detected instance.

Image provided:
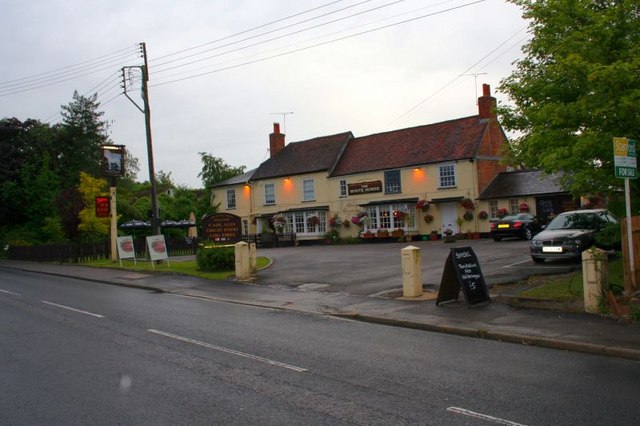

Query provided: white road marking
[148,329,307,372]
[41,301,105,318]
[0,289,21,296]
[447,407,527,425]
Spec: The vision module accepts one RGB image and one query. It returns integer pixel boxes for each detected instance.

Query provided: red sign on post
[95,196,110,218]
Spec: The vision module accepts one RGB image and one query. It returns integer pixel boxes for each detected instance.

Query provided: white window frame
[384,170,401,194]
[264,183,275,205]
[302,179,315,202]
[339,179,347,197]
[489,200,498,219]
[226,189,236,209]
[509,199,519,214]
[285,210,326,235]
[438,163,456,188]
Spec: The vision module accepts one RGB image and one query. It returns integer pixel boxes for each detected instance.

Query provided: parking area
[255,238,581,296]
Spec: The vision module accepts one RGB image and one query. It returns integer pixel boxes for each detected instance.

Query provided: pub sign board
[95,196,110,218]
[348,181,383,196]
[436,246,491,306]
[100,144,125,177]
[201,213,242,243]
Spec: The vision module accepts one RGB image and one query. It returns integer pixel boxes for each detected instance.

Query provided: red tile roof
[330,116,488,177]
[251,132,353,180]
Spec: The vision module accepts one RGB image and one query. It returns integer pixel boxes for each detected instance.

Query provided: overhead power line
[152,0,402,74]
[386,25,527,127]
[152,0,486,88]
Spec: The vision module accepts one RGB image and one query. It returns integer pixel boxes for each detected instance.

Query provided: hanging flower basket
[416,199,430,211]
[328,214,341,227]
[460,198,475,211]
[478,210,489,220]
[519,202,529,212]
[271,213,287,231]
[342,219,351,228]
[424,214,434,223]
[463,211,473,221]
[497,207,509,218]
[393,210,406,220]
[307,215,321,226]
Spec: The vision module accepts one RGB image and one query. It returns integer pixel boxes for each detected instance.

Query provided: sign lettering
[348,181,383,195]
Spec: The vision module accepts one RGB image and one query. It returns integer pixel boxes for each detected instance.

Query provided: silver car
[529,209,617,263]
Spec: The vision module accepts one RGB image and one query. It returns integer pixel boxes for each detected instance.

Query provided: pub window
[339,179,347,197]
[439,163,456,188]
[303,179,315,201]
[384,170,401,194]
[509,199,519,214]
[489,200,498,219]
[226,189,236,209]
[264,183,275,205]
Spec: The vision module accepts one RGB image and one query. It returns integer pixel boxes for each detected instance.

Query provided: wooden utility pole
[122,42,160,235]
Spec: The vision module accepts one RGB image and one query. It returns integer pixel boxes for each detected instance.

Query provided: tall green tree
[58,91,111,183]
[499,0,640,197]
[198,153,246,188]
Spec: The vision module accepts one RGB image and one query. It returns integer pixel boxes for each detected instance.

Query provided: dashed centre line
[41,301,105,318]
[447,407,527,425]
[148,328,307,372]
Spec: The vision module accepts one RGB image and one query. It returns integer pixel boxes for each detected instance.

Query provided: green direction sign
[614,137,637,179]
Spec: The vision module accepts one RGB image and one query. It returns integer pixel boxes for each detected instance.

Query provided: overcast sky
[1,0,527,188]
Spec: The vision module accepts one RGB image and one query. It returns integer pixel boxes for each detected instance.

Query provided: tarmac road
[255,238,580,296]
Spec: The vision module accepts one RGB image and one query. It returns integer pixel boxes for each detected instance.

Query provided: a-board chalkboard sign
[436,246,491,306]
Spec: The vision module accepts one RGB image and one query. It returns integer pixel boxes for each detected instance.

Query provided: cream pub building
[211,84,532,242]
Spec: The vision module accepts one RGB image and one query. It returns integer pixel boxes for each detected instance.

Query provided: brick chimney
[269,122,285,158]
[478,83,497,120]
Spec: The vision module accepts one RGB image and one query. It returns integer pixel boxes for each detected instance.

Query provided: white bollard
[401,245,423,297]
[234,241,252,280]
[582,248,608,313]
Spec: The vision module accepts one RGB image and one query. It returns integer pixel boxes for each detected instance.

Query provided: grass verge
[519,255,624,300]
[83,257,271,281]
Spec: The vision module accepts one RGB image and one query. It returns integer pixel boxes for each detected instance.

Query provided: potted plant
[429,230,439,240]
[376,229,389,238]
[361,230,375,239]
[443,227,455,243]
[391,228,404,238]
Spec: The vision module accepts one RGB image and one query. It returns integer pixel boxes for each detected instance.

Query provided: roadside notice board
[116,236,136,265]
[436,246,491,306]
[146,235,169,268]
[614,137,637,179]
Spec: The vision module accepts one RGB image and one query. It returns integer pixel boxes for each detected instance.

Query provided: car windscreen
[546,213,599,230]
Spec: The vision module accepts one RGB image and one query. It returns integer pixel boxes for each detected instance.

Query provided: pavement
[2,255,640,361]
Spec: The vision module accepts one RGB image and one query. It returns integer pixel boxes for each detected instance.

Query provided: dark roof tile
[479,170,566,199]
[330,116,487,176]
[251,132,352,180]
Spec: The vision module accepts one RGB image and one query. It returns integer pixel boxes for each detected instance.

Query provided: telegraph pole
[122,42,161,235]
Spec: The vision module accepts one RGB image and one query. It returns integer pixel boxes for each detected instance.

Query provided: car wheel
[493,236,502,242]
[523,228,533,240]
[532,257,545,263]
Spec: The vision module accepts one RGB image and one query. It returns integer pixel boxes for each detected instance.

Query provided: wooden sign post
[436,246,491,306]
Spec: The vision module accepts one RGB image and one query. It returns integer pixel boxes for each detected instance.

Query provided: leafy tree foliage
[499,0,640,197]
[77,172,109,242]
[198,152,246,188]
